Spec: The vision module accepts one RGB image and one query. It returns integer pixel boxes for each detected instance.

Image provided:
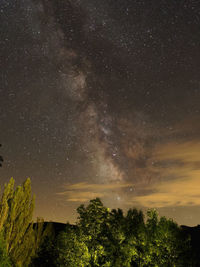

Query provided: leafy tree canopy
[53,198,191,267]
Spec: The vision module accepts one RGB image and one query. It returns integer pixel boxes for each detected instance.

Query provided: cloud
[152,141,200,178]
[57,182,133,202]
[58,191,105,202]
[132,172,200,208]
[154,141,200,163]
[131,140,200,208]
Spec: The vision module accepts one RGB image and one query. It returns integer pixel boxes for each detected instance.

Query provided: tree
[0,178,35,266]
[56,224,90,267]
[30,219,55,267]
[76,199,146,266]
[77,198,111,266]
[105,208,126,266]
[144,209,191,266]
[0,233,11,267]
[53,198,192,267]
[30,234,57,267]
[121,208,146,267]
[32,218,55,256]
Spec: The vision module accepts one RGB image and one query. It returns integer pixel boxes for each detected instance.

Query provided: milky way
[1,0,200,225]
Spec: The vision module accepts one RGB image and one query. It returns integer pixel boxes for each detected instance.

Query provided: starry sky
[1,0,200,226]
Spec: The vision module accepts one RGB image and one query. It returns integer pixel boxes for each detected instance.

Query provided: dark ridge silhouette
[47,222,67,235]
[181,225,200,263]
[181,225,200,247]
[33,221,76,236]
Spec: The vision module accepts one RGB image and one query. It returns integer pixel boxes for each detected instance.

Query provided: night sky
[1,0,200,226]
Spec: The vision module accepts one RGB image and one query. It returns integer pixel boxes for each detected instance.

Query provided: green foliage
[0,233,11,267]
[0,178,35,267]
[77,198,111,266]
[56,224,90,267]
[0,184,191,267]
[30,235,57,267]
[78,198,128,266]
[114,208,146,267]
[144,209,190,266]
[54,198,191,267]
[30,219,55,266]
[32,218,55,254]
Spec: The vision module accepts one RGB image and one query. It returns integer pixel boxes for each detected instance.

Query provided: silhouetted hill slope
[46,222,66,235]
[181,225,200,248]
[181,225,200,265]
[33,221,77,236]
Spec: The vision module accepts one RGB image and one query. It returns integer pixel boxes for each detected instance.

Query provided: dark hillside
[181,225,200,265]
[33,221,77,236]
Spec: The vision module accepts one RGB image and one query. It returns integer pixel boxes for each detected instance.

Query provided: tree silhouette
[0,144,3,167]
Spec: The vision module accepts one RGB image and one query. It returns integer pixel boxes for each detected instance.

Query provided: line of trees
[0,174,196,266]
[32,198,193,267]
[0,178,196,266]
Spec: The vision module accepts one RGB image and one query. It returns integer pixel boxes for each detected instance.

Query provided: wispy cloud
[154,141,200,164]
[132,141,200,208]
[58,140,200,207]
[132,172,200,207]
[57,182,133,202]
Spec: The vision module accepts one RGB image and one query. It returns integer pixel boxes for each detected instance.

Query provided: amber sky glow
[137,141,200,207]
[59,141,200,207]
